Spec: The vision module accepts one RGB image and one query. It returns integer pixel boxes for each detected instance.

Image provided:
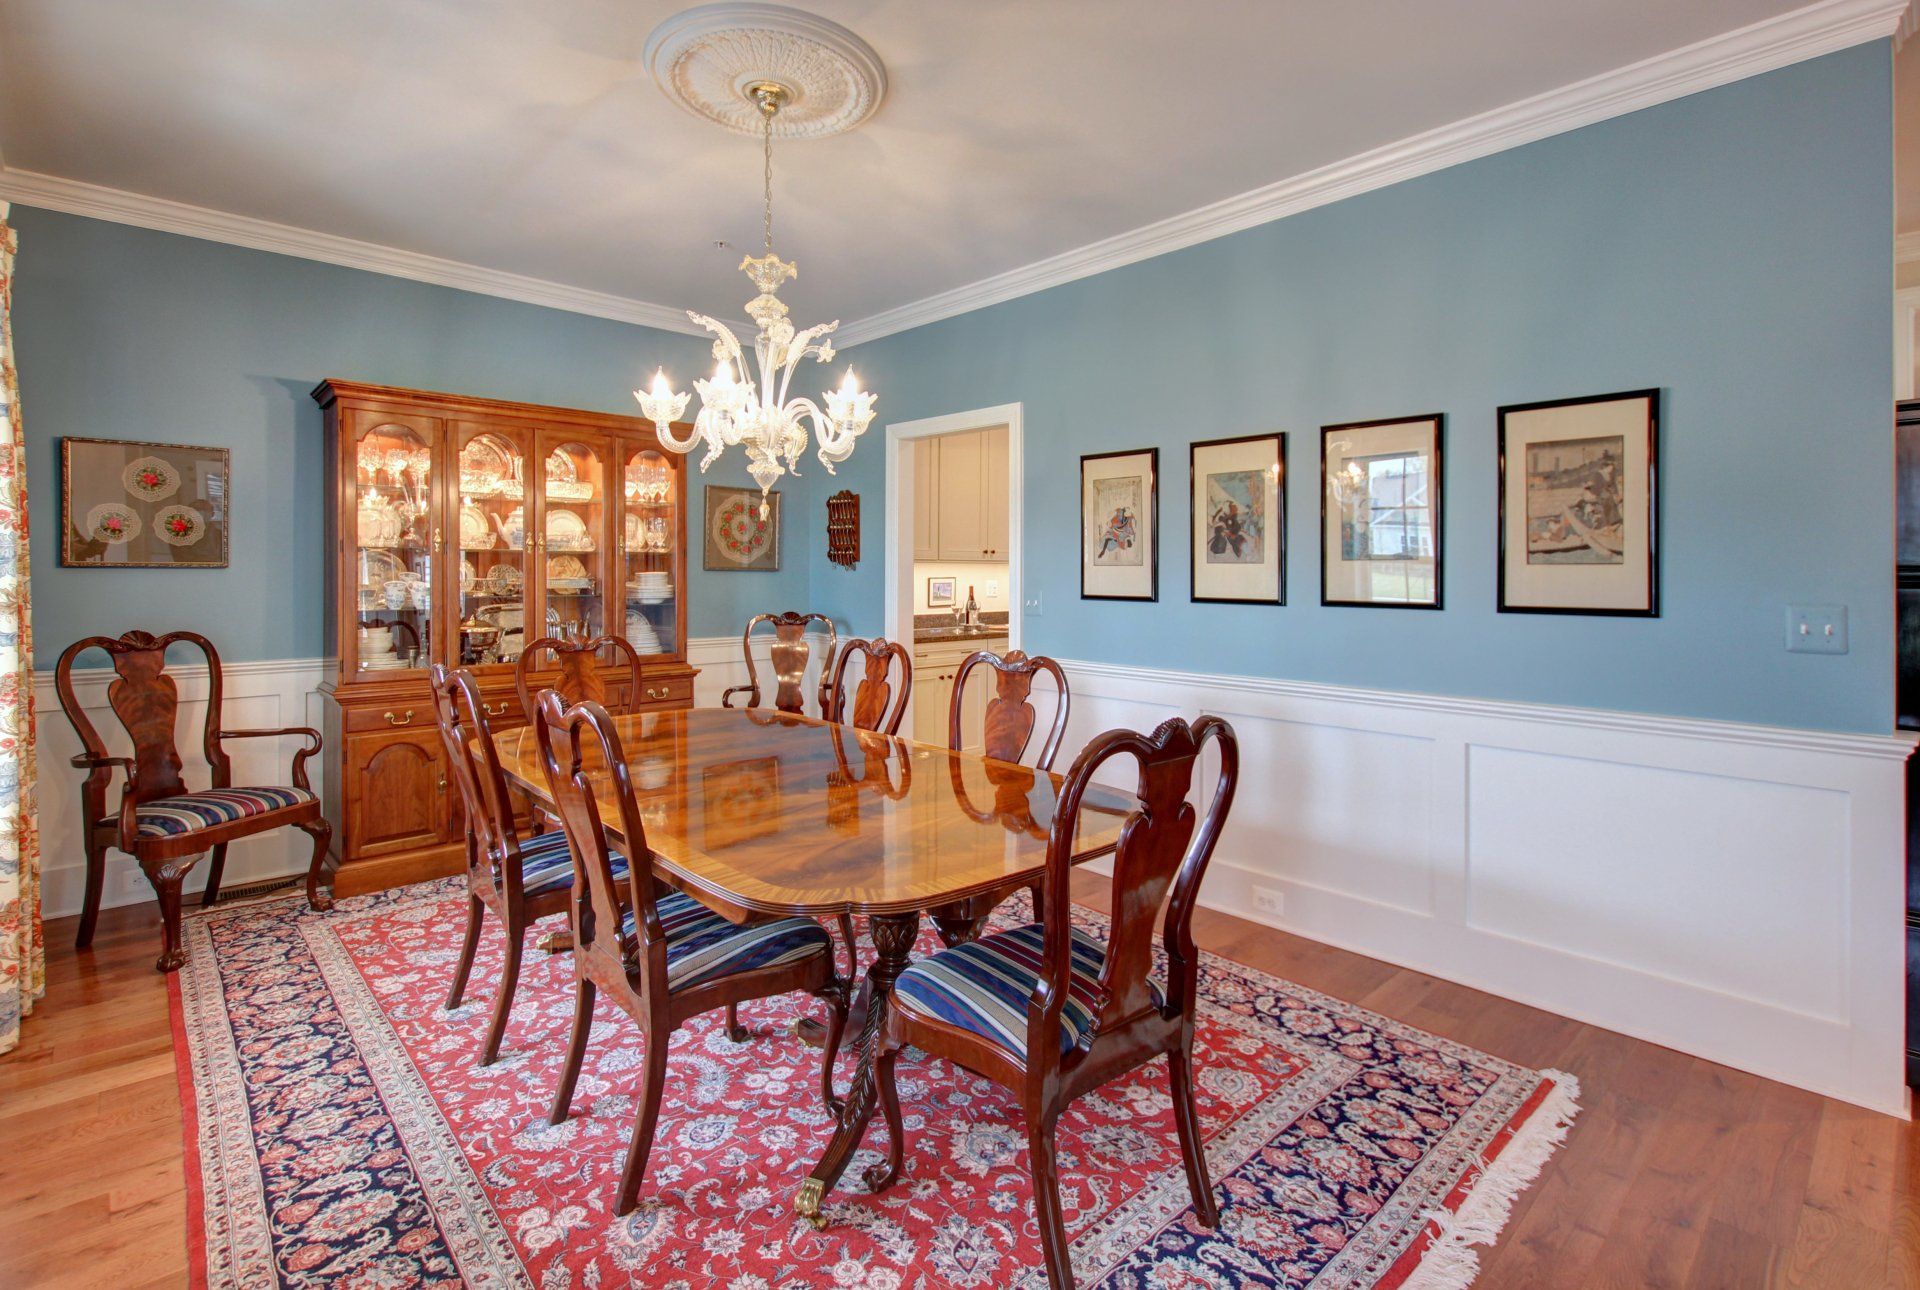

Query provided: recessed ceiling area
[0,0,1900,333]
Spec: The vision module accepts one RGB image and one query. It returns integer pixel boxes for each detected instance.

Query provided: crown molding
[835,0,1908,347]
[1897,0,1917,46]
[0,167,714,338]
[1899,231,1920,265]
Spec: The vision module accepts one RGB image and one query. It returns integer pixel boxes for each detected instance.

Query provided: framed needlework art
[703,485,782,572]
[60,437,230,568]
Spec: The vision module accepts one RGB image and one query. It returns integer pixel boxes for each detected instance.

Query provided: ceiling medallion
[635,6,884,511]
[642,3,887,139]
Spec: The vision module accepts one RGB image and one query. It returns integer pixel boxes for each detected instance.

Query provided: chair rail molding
[1055,655,1914,1116]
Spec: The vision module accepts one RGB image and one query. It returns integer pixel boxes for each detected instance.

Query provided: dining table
[487,703,1134,1228]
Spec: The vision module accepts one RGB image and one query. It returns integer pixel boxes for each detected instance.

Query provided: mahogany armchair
[721,610,839,717]
[872,715,1239,1290]
[513,632,646,722]
[534,691,849,1214]
[54,630,333,972]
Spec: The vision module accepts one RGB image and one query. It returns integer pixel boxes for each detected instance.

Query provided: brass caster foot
[795,1178,828,1230]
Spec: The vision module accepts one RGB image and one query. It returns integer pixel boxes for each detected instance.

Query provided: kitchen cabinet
[914,427,1009,562]
[912,635,1010,748]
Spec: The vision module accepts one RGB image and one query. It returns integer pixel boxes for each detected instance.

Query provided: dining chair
[54,629,332,972]
[870,714,1238,1290]
[534,691,849,1214]
[930,650,1073,947]
[513,631,646,722]
[721,610,839,717]
[430,663,615,1065]
[825,636,912,735]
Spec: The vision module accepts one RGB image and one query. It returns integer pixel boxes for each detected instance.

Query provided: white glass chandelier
[636,82,875,513]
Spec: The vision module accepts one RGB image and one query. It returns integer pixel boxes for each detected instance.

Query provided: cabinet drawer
[342,695,521,732]
[634,675,693,707]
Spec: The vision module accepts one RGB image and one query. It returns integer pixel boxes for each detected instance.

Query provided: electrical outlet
[985,579,999,599]
[1251,885,1284,918]
[1024,590,1043,617]
[1785,605,1848,655]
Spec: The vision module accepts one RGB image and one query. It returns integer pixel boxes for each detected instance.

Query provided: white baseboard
[1053,657,1913,1116]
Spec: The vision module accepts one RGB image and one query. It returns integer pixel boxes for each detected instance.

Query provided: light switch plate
[985,579,999,598]
[1024,590,1043,617]
[1785,605,1848,654]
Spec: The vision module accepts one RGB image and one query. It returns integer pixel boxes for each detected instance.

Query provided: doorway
[884,403,1024,742]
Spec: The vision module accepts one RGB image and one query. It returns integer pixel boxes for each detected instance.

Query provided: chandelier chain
[762,104,774,253]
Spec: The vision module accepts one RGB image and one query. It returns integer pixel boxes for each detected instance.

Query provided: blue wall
[819,44,1896,733]
[8,208,813,666]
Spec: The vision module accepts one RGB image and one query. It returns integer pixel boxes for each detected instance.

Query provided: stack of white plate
[626,613,663,653]
[359,625,406,670]
[629,571,672,605]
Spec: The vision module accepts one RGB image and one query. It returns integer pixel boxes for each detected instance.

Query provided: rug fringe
[1398,1069,1583,1290]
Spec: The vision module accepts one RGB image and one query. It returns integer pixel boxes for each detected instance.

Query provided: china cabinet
[314,380,697,898]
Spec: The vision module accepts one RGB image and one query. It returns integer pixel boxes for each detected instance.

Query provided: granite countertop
[913,625,1009,645]
[912,612,1010,646]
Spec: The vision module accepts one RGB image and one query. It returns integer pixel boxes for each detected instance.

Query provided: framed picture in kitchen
[60,437,231,568]
[1497,389,1658,616]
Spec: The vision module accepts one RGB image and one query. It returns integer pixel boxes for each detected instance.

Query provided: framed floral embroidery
[702,484,781,571]
[61,437,230,567]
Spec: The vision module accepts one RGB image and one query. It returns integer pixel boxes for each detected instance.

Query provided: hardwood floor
[2,878,1917,1288]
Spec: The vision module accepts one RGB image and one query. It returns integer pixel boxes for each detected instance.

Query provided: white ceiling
[0,0,1903,334]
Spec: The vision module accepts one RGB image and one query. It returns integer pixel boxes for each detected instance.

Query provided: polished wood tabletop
[488,706,1133,920]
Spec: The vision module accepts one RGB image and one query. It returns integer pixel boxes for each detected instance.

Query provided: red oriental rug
[169,880,1578,1288]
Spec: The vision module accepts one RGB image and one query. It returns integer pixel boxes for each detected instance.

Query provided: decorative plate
[546,508,591,549]
[121,455,181,502]
[153,504,207,547]
[545,448,578,484]
[460,434,513,485]
[460,557,477,593]
[546,554,588,581]
[360,547,405,588]
[83,502,141,545]
[485,562,524,596]
[459,504,493,549]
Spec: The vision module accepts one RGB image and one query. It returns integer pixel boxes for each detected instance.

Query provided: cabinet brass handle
[483,701,511,717]
[644,686,669,700]
[384,709,414,726]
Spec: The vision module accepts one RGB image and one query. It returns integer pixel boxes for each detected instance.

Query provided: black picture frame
[1319,415,1445,610]
[702,484,782,572]
[1189,432,1286,605]
[1080,447,1159,602]
[1496,389,1659,617]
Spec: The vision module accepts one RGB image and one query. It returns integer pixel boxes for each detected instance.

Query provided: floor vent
[213,875,303,904]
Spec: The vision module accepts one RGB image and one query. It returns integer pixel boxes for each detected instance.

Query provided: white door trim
[1897,284,1920,401]
[884,402,1024,740]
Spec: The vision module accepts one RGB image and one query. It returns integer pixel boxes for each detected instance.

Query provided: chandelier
[635,82,875,514]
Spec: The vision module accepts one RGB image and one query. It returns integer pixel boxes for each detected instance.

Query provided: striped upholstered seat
[619,891,833,993]
[513,829,629,899]
[106,786,316,839]
[892,923,1166,1061]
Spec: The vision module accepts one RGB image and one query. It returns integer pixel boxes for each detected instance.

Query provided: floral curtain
[0,201,42,1056]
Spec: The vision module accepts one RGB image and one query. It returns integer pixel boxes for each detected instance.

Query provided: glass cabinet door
[539,438,608,645]
[351,419,436,674]
[621,447,678,657]
[454,426,531,667]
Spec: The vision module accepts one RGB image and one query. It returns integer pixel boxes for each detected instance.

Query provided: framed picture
[926,576,956,608]
[1498,389,1658,616]
[1081,448,1158,601]
[1320,415,1443,609]
[703,485,781,571]
[1190,433,1285,604]
[60,437,230,568]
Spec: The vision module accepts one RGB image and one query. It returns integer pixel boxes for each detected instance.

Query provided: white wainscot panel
[1466,745,1848,1021]
[1221,717,1434,916]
